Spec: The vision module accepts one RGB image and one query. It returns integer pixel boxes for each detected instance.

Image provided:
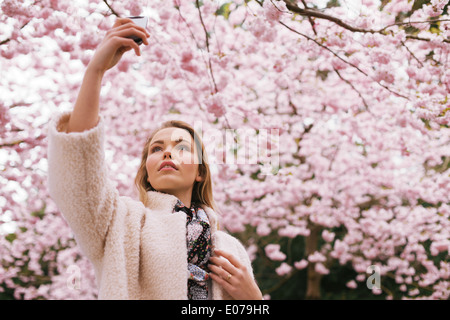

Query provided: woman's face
[146,127,203,197]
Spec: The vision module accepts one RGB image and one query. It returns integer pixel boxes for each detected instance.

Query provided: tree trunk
[306,265,322,299]
[305,225,323,299]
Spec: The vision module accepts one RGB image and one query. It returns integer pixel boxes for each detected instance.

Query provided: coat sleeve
[47,112,121,262]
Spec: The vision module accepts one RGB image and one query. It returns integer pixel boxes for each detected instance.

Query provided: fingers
[209,254,236,295]
[118,38,141,56]
[209,258,234,280]
[209,262,233,280]
[209,270,234,294]
[109,19,150,54]
[209,249,247,281]
[112,18,134,28]
[209,249,261,300]
[113,18,150,38]
[104,21,151,58]
[107,25,150,46]
[213,249,244,270]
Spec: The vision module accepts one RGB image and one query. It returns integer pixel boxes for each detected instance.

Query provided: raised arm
[48,18,150,261]
[67,18,150,133]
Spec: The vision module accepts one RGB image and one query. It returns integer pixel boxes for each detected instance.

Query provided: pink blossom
[265,244,286,261]
[256,223,271,236]
[1,0,30,17]
[228,5,247,26]
[263,0,287,25]
[331,58,348,70]
[180,62,199,74]
[278,225,308,238]
[249,17,267,39]
[159,7,173,21]
[384,0,413,14]
[371,49,391,65]
[373,67,395,84]
[276,263,292,276]
[322,230,335,242]
[181,50,194,64]
[205,93,226,118]
[58,39,74,52]
[294,260,308,270]
[125,2,142,16]
[79,31,100,50]
[43,15,64,32]
[308,251,327,263]
[117,59,131,72]
[273,59,285,73]
[315,263,330,275]
[430,240,449,256]
[152,45,170,65]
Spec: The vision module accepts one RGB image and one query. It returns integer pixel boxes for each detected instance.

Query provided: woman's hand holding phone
[87,17,150,75]
[68,18,149,133]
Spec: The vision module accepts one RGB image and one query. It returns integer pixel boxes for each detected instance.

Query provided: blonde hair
[134,120,217,212]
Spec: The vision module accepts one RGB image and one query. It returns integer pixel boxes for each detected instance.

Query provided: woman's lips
[159,166,177,171]
[159,160,178,171]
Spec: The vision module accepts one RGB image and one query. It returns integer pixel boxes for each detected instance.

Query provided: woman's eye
[177,145,190,152]
[151,146,162,153]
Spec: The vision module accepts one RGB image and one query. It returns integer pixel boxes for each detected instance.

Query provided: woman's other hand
[209,249,263,300]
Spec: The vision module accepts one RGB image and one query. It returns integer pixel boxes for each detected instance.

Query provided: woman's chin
[151,180,181,193]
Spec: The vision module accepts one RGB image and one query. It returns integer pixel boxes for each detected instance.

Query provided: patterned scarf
[173,200,212,300]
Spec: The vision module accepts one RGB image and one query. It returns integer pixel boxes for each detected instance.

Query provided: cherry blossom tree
[1,0,449,299]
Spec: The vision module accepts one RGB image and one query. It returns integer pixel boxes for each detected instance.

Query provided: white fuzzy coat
[47,112,253,300]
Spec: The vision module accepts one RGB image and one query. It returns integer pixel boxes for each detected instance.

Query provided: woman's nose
[163,149,172,159]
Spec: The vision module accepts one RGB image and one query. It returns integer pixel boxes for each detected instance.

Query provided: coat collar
[145,191,219,233]
[145,190,179,212]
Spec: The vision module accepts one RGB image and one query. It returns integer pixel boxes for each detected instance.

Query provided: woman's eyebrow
[149,140,164,146]
[149,138,190,146]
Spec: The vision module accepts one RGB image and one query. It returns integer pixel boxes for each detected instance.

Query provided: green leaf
[5,233,17,243]
[216,2,231,19]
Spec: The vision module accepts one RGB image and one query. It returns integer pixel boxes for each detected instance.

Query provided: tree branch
[0,21,30,46]
[195,0,218,94]
[279,21,411,100]
[282,1,450,43]
[378,19,450,34]
[298,0,317,35]
[0,140,25,149]
[103,0,120,17]
[278,21,368,77]
[334,68,370,113]
[400,40,424,68]
[283,1,379,34]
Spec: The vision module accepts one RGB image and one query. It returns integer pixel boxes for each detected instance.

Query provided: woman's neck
[167,189,193,208]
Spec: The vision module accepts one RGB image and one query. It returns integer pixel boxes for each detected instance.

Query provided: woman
[47,18,262,300]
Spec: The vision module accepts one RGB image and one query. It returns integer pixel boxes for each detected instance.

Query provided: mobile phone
[128,16,148,45]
